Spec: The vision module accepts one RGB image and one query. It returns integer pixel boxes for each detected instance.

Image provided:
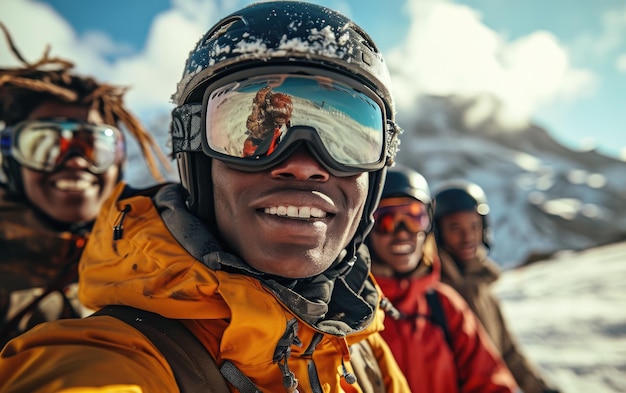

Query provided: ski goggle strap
[373,199,432,234]
[3,120,125,173]
[199,73,389,176]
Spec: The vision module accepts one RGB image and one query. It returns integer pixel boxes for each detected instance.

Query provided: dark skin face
[20,100,121,225]
[438,210,484,264]
[369,197,427,275]
[212,146,369,278]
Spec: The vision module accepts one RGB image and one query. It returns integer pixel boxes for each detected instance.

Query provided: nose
[460,228,476,243]
[61,154,92,170]
[393,221,413,236]
[269,146,330,182]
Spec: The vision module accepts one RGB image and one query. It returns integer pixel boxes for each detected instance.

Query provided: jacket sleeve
[0,316,180,393]
[437,284,519,393]
[491,295,552,393]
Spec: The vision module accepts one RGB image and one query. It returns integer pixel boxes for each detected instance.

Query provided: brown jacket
[0,187,91,346]
[439,247,552,393]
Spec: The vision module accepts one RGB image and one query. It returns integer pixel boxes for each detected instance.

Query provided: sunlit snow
[495,242,626,393]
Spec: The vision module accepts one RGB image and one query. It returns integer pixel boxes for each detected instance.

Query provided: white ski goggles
[199,71,391,176]
[3,119,124,173]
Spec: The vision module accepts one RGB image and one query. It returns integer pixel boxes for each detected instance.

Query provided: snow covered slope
[495,241,626,393]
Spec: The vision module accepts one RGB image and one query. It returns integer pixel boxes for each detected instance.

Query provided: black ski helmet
[170,1,401,254]
[382,165,432,205]
[433,179,492,249]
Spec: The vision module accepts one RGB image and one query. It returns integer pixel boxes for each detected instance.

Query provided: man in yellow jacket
[0,2,409,392]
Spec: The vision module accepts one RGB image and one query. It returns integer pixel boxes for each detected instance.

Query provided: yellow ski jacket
[0,183,408,393]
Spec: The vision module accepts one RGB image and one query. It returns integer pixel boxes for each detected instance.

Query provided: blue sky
[2,0,625,159]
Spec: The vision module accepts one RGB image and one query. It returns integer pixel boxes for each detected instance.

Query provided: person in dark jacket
[367,165,517,393]
[0,3,411,392]
[434,179,560,393]
[0,22,171,346]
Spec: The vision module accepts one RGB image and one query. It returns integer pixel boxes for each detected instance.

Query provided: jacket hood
[439,246,501,288]
[78,182,383,337]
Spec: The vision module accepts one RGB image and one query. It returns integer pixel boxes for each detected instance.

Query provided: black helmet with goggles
[170,1,402,254]
[372,165,434,235]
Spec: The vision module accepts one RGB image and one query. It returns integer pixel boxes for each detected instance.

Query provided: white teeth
[54,179,93,191]
[264,205,327,218]
[310,207,325,218]
[287,206,298,217]
[391,244,413,254]
[299,207,310,218]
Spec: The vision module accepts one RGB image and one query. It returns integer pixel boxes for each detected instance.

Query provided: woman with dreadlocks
[0,23,172,346]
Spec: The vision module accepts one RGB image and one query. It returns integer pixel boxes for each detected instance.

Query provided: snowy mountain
[495,241,626,393]
[395,94,626,268]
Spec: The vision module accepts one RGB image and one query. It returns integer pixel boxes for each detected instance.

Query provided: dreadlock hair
[0,22,171,184]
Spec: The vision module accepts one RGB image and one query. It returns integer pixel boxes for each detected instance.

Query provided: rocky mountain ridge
[395,94,626,267]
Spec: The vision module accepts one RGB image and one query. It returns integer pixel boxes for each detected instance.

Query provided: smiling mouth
[53,178,96,191]
[264,205,327,219]
[391,243,414,254]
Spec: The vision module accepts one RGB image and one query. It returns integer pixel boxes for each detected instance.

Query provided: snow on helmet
[433,179,492,249]
[171,1,396,114]
[170,1,402,257]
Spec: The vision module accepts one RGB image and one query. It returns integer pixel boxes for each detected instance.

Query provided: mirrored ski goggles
[373,200,432,234]
[201,73,389,175]
[4,120,125,173]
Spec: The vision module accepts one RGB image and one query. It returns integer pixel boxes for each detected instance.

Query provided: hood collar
[155,184,378,334]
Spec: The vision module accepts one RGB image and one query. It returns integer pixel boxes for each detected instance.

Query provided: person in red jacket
[367,164,518,393]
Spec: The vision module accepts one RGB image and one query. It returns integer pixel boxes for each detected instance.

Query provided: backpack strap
[92,305,230,393]
[425,289,452,349]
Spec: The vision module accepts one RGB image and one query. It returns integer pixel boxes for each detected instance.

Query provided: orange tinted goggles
[373,201,431,234]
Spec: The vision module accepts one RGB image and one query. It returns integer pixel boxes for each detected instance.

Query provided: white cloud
[571,5,626,62]
[0,1,128,93]
[81,31,134,58]
[617,54,626,72]
[0,0,77,67]
[97,0,224,116]
[106,7,214,116]
[387,0,596,131]
[0,0,223,120]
